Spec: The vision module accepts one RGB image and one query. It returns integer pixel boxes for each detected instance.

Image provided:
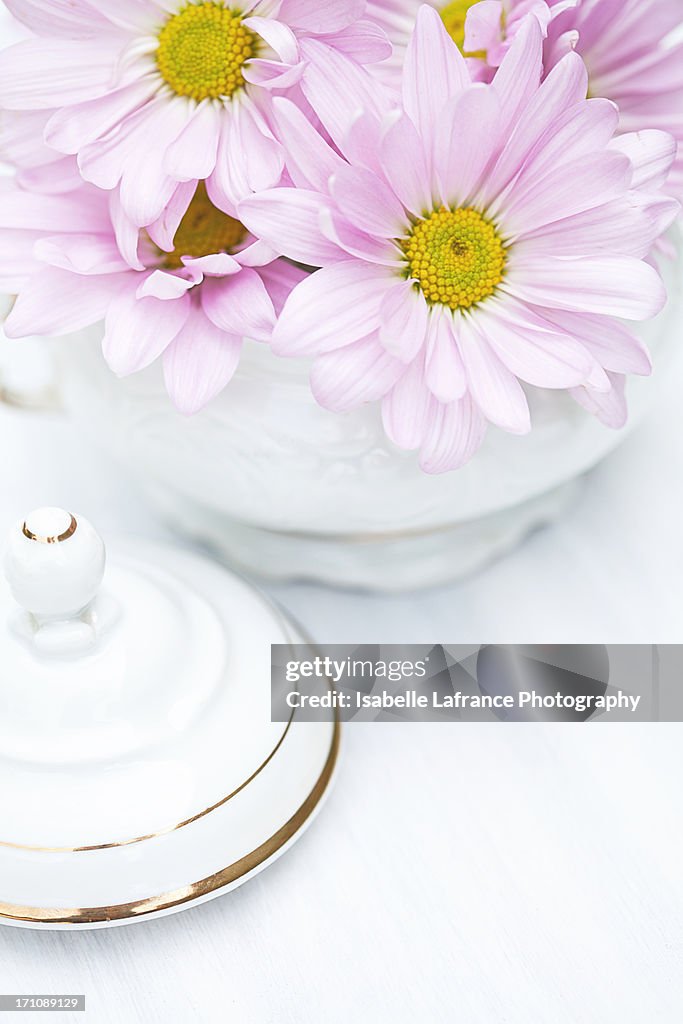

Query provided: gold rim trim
[22,514,77,545]
[0,720,340,925]
[0,709,296,854]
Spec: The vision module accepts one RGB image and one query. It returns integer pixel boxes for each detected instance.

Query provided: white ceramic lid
[0,509,338,929]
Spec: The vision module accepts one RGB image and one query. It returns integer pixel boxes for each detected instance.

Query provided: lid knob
[4,508,106,655]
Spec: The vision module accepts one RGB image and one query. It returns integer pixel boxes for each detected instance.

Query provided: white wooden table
[1,347,683,1022]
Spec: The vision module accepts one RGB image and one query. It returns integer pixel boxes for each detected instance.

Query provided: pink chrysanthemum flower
[0,0,390,224]
[546,0,683,202]
[0,178,305,413]
[238,8,678,473]
[366,0,683,200]
[365,0,556,82]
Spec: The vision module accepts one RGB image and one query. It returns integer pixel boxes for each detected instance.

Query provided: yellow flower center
[161,183,247,268]
[440,0,487,56]
[156,2,258,102]
[402,207,506,310]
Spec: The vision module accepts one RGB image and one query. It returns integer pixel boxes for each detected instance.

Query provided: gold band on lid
[0,709,296,854]
[22,515,78,545]
[0,720,340,925]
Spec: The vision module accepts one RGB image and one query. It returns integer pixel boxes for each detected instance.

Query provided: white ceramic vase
[56,247,683,591]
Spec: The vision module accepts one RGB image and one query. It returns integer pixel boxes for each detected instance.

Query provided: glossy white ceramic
[0,511,338,930]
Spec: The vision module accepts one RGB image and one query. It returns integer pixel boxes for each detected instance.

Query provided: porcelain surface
[0,513,337,929]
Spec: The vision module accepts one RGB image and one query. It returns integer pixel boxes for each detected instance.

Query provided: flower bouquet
[0,0,681,587]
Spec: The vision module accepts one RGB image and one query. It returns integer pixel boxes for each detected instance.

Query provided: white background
[2,6,683,1021]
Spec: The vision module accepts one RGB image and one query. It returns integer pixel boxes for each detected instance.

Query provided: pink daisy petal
[3,0,113,38]
[544,24,579,70]
[435,84,501,208]
[242,57,305,90]
[0,188,110,234]
[103,284,191,377]
[342,109,386,177]
[16,157,83,195]
[241,0,277,14]
[476,299,596,389]
[145,180,197,254]
[380,114,433,216]
[424,308,467,404]
[634,195,681,241]
[0,109,57,170]
[382,358,435,451]
[136,269,195,300]
[5,266,127,338]
[482,52,596,203]
[491,16,543,137]
[599,0,682,51]
[596,46,683,102]
[457,313,531,434]
[272,261,393,356]
[464,1,505,57]
[164,101,221,182]
[77,110,146,191]
[238,189,344,266]
[207,104,283,210]
[537,309,652,377]
[402,5,469,153]
[419,395,487,475]
[545,0,683,201]
[379,280,429,363]
[502,0,554,53]
[108,190,144,270]
[0,229,43,291]
[498,151,632,238]
[330,165,406,239]
[0,38,121,109]
[163,305,242,416]
[201,269,276,343]
[118,100,195,226]
[121,171,181,233]
[280,0,365,34]
[181,254,242,277]
[508,99,621,194]
[610,130,678,191]
[464,0,507,54]
[35,233,130,276]
[243,16,299,64]
[77,93,187,226]
[232,238,279,268]
[257,258,310,316]
[506,255,667,320]
[585,360,611,396]
[193,126,232,215]
[570,374,628,430]
[514,197,668,260]
[324,20,393,65]
[44,79,157,155]
[271,96,345,192]
[319,208,401,266]
[90,0,162,33]
[300,37,395,153]
[310,333,404,413]
[230,97,284,194]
